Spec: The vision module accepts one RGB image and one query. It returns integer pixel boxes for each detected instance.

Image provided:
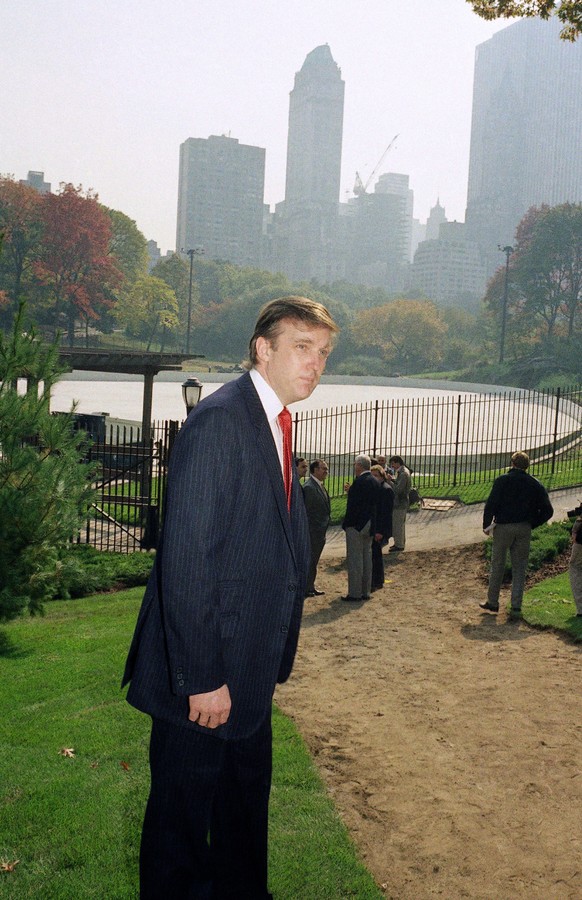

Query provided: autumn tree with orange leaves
[33,184,122,345]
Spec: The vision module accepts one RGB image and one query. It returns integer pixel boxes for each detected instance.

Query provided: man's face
[296,459,308,478]
[254,319,333,406]
[314,461,328,482]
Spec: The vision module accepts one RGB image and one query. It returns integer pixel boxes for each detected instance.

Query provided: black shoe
[312,588,325,596]
[361,594,371,600]
[388,546,404,553]
[479,601,499,613]
[341,595,362,602]
[509,608,522,618]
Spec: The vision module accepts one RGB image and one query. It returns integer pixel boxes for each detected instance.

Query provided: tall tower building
[176,135,265,267]
[284,44,345,209]
[465,16,582,277]
[273,45,345,282]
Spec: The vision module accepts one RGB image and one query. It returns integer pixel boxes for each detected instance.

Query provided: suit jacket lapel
[236,373,297,560]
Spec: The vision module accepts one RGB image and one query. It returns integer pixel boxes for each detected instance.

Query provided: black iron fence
[292,383,582,496]
[79,384,582,552]
[76,420,180,553]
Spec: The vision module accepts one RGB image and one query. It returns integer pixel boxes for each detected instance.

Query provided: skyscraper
[284,44,345,210]
[272,45,345,281]
[465,16,582,277]
[176,134,265,267]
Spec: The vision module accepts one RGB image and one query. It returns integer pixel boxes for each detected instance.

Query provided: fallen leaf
[90,761,99,769]
[0,860,20,873]
[120,761,130,771]
[59,747,75,758]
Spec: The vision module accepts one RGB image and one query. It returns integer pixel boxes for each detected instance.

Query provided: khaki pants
[488,521,532,609]
[392,507,407,549]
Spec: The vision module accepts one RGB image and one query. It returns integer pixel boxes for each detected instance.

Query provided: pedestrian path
[321,487,581,557]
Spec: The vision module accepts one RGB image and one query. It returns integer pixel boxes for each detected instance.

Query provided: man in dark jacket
[302,459,331,596]
[480,451,553,615]
[341,454,380,601]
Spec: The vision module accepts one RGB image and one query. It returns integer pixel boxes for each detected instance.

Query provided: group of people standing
[296,451,413,604]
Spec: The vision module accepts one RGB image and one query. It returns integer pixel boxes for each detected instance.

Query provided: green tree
[151,253,197,331]
[467,1,582,40]
[350,299,447,373]
[514,203,582,337]
[115,275,179,350]
[0,176,44,322]
[0,306,95,622]
[105,207,148,287]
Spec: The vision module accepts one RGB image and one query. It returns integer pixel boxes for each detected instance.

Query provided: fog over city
[1,0,507,253]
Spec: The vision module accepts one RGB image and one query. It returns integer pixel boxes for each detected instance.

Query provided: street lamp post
[184,247,204,357]
[182,377,203,416]
[498,244,513,364]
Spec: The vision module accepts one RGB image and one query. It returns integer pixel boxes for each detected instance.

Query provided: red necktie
[278,407,292,511]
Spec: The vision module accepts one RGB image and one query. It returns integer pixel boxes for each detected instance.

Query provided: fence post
[452,395,462,486]
[551,387,561,475]
[372,400,379,457]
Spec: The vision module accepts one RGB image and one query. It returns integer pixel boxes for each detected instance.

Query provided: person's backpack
[409,487,423,508]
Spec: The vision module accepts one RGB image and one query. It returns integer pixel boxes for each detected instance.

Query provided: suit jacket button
[281,625,288,634]
[178,679,185,686]
[288,583,296,592]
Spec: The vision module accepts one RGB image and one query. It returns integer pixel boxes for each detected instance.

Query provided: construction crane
[353,134,399,197]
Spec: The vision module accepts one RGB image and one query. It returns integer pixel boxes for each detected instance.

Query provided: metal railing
[77,384,582,552]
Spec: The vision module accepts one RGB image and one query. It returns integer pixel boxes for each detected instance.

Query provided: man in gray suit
[122,296,338,899]
[302,459,331,597]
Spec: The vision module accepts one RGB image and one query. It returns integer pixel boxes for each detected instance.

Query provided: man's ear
[255,336,271,363]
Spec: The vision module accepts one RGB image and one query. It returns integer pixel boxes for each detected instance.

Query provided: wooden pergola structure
[57,348,203,443]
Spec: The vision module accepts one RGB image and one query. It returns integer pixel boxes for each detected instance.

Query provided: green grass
[521,571,582,640]
[327,465,582,524]
[0,592,381,899]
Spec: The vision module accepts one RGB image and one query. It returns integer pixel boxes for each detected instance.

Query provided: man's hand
[188,684,231,729]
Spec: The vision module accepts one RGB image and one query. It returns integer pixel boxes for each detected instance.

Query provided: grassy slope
[0,591,381,899]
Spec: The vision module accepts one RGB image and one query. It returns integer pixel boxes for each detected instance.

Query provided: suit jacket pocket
[218,579,245,638]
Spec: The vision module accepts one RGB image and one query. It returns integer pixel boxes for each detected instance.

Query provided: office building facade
[465,16,582,277]
[176,134,265,267]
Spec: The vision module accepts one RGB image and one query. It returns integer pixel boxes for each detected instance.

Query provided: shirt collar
[250,367,284,423]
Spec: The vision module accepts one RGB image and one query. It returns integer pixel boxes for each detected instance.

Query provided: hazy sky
[2,1,510,253]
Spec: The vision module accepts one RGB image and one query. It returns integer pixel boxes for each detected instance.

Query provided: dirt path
[276,545,582,899]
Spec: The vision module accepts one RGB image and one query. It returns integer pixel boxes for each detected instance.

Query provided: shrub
[485,520,572,575]
[51,544,154,599]
[0,307,96,621]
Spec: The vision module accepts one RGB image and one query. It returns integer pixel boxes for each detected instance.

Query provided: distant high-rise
[284,44,345,210]
[20,170,51,194]
[375,173,414,263]
[425,199,447,242]
[410,222,486,311]
[176,135,265,267]
[273,45,345,281]
[465,16,582,276]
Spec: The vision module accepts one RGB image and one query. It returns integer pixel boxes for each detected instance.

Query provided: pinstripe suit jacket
[122,372,310,740]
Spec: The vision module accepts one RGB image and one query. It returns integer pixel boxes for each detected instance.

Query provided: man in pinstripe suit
[122,297,338,899]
